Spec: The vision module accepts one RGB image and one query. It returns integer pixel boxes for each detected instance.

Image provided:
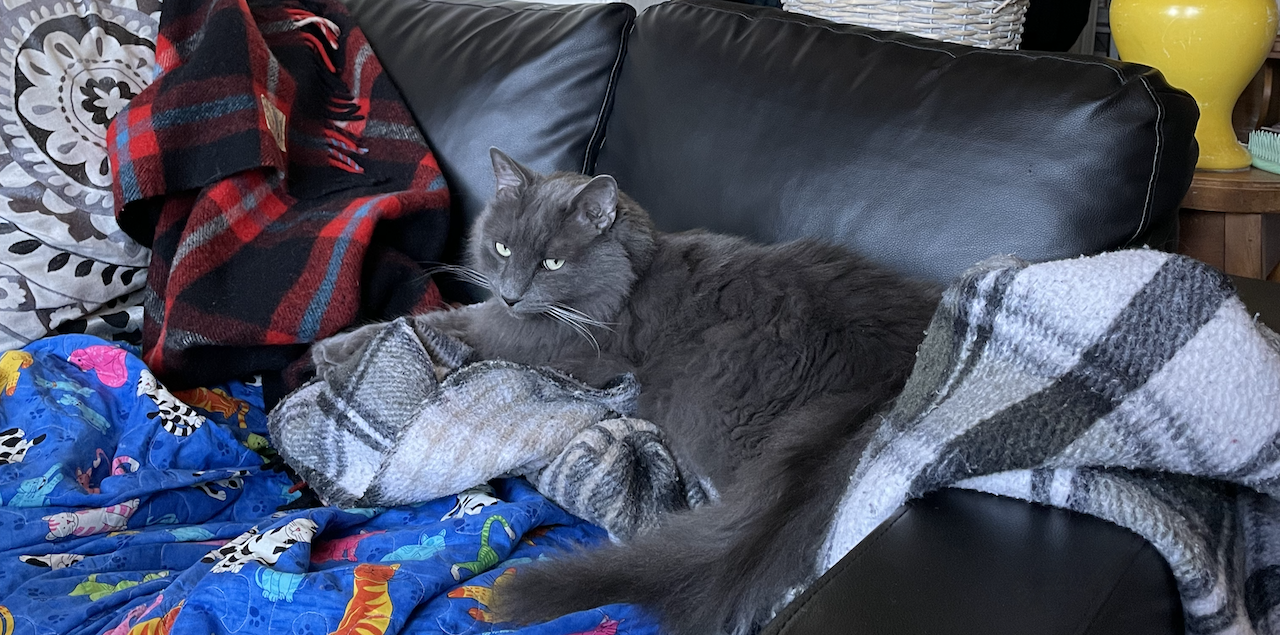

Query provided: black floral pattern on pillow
[0,0,159,350]
[80,77,138,126]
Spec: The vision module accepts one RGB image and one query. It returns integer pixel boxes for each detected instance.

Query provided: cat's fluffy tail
[490,391,883,635]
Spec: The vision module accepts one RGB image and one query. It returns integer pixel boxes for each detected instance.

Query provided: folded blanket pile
[106,0,451,392]
[821,250,1280,635]
[270,316,695,538]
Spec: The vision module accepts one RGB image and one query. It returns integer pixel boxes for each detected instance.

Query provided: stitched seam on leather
[1068,541,1147,635]
[584,15,634,173]
[766,505,911,635]
[978,50,1125,82]
[1129,75,1163,245]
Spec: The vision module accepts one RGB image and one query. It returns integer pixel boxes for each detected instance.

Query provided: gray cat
[400,149,937,634]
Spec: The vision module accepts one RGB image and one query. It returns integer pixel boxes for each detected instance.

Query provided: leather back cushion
[596,0,1198,283]
[342,0,634,232]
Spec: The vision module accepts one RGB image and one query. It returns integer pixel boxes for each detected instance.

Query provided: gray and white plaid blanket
[269,316,641,507]
[820,250,1280,635]
[269,316,696,539]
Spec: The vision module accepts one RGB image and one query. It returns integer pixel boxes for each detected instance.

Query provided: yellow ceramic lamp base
[1112,0,1279,171]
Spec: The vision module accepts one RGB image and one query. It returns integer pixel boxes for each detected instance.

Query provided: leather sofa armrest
[1230,275,1280,333]
[763,489,1183,635]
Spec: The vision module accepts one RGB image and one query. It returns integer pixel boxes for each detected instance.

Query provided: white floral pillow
[0,0,160,350]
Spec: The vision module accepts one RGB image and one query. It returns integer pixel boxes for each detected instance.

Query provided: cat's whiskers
[423,264,607,352]
[551,303,615,330]
[544,305,602,354]
[553,310,601,353]
[424,264,499,296]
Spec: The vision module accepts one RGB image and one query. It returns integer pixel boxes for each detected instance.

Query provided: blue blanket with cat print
[0,335,656,635]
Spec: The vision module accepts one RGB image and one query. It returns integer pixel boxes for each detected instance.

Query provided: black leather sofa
[338,0,1278,630]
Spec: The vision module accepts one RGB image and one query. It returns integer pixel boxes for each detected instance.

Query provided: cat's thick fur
[415,149,937,633]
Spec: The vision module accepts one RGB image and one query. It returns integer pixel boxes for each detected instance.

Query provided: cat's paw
[311,322,386,372]
[410,307,483,349]
[412,313,479,377]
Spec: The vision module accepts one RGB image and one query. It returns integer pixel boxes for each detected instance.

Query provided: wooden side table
[1178,168,1280,281]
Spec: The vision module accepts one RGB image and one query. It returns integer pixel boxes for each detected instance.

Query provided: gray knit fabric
[533,417,706,540]
[269,317,642,508]
[820,250,1280,635]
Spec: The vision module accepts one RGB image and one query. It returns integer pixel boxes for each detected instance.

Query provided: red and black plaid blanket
[108,0,450,395]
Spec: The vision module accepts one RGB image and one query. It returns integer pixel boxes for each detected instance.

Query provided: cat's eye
[543,258,565,271]
[495,242,511,257]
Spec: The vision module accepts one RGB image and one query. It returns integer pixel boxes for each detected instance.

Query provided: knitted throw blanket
[107,0,450,391]
[820,250,1280,635]
[270,317,695,538]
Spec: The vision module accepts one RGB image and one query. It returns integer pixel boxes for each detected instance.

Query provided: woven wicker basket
[782,0,1031,50]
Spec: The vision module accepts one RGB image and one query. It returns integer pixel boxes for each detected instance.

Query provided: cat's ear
[490,148,533,199]
[570,175,618,233]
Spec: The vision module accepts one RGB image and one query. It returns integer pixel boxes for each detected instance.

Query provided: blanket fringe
[284,5,368,173]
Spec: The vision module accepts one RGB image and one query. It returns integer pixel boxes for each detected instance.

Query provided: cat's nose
[500,294,520,307]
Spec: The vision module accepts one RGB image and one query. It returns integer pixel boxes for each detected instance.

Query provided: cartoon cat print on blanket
[102,595,166,635]
[19,553,85,569]
[311,530,386,562]
[32,375,93,397]
[75,449,129,494]
[113,456,139,475]
[0,428,45,465]
[447,567,516,622]
[256,567,306,602]
[329,563,399,635]
[43,499,140,540]
[8,463,63,507]
[137,370,205,437]
[450,515,515,580]
[70,572,169,601]
[32,373,113,433]
[67,346,129,388]
[573,617,622,635]
[167,526,215,542]
[173,387,251,428]
[192,470,249,500]
[380,529,446,562]
[75,448,110,494]
[201,518,318,573]
[0,351,33,397]
[126,600,182,635]
[442,484,501,520]
[56,393,112,434]
[75,465,100,495]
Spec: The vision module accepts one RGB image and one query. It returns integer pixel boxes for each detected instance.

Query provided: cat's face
[43,512,78,539]
[468,149,636,323]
